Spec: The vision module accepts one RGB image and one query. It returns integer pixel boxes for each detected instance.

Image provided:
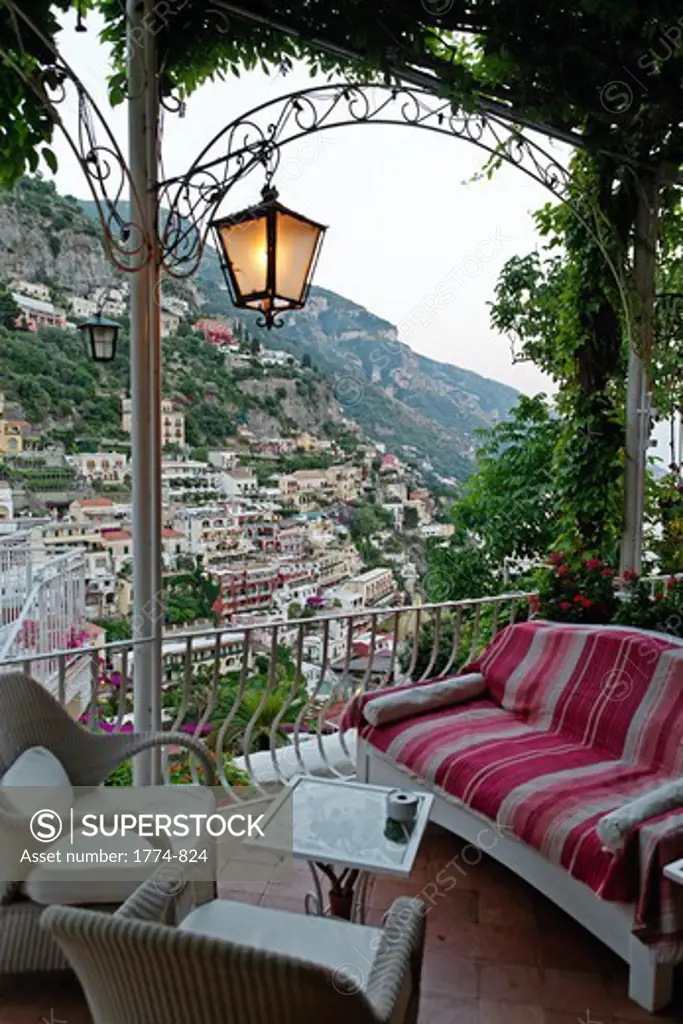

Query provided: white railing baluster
[419,605,441,681]
[215,628,252,794]
[194,632,220,738]
[490,599,501,640]
[242,624,278,786]
[115,649,129,731]
[379,610,400,687]
[57,654,66,706]
[280,622,309,779]
[467,602,482,663]
[88,648,99,731]
[169,637,192,733]
[406,606,422,680]
[337,615,358,763]
[441,605,463,677]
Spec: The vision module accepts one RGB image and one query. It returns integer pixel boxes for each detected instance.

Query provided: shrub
[612,573,683,636]
[531,552,617,624]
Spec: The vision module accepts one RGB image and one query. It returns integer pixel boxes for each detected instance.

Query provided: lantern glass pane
[275,212,322,302]
[219,216,268,298]
[91,324,115,360]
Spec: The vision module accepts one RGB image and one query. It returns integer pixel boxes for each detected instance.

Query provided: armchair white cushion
[179,899,405,1003]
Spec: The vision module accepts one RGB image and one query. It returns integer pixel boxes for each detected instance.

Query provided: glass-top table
[246,775,433,921]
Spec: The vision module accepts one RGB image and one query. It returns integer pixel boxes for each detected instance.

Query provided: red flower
[584,558,602,571]
[549,552,564,565]
[573,594,592,608]
[558,601,571,610]
[622,569,639,582]
[557,564,571,577]
[601,568,616,578]
[654,592,663,602]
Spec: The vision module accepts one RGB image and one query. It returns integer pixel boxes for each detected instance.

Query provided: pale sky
[51,13,554,398]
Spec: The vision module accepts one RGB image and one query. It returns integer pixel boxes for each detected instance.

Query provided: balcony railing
[0,592,529,790]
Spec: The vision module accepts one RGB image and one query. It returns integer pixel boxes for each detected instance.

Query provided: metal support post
[127,0,157,783]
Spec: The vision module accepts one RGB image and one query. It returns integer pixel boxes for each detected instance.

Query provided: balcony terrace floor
[2,823,682,1023]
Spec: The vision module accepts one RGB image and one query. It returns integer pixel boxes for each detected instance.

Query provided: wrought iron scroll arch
[0,1,149,273]
[157,82,634,342]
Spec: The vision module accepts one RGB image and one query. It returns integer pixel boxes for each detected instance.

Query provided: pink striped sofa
[350,621,683,1012]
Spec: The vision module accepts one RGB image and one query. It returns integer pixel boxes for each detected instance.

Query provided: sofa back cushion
[477,621,683,772]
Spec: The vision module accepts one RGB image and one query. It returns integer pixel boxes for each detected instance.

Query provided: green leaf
[42,148,58,175]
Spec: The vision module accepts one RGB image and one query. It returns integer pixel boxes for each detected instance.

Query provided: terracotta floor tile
[217,886,262,904]
[216,872,270,894]
[479,963,543,1004]
[603,976,672,1021]
[473,923,541,965]
[541,968,616,1017]
[479,883,538,929]
[262,877,317,902]
[423,889,479,936]
[0,973,92,1024]
[258,890,308,914]
[266,860,314,886]
[420,949,480,997]
[417,994,480,1024]
[369,873,431,909]
[537,922,619,975]
[479,1000,545,1024]
[542,1013,602,1024]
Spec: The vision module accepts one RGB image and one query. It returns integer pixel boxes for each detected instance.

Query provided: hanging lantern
[78,312,120,362]
[211,185,326,328]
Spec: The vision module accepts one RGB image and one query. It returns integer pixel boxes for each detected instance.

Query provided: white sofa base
[357,738,675,1013]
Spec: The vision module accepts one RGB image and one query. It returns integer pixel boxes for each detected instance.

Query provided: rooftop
[12,292,58,314]
[100,529,131,541]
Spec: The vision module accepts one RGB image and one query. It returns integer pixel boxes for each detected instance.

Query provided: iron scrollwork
[0,1,149,273]
[158,82,587,279]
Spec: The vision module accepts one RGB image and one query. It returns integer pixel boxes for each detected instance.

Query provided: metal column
[147,55,163,781]
[127,0,158,782]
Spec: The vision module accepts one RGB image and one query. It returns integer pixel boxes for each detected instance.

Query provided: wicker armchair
[0,671,217,974]
[42,875,426,1024]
